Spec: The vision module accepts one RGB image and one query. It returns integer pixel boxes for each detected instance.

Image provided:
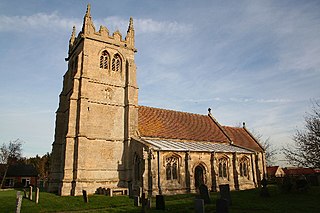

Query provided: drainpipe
[157,151,162,195]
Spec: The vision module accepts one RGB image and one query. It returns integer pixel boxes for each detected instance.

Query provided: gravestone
[82,190,89,203]
[199,184,211,204]
[128,181,133,198]
[216,198,229,213]
[156,195,165,210]
[29,186,33,201]
[141,193,146,212]
[35,187,40,204]
[260,178,270,197]
[134,196,141,206]
[23,189,27,198]
[15,192,22,213]
[194,199,205,213]
[219,184,232,205]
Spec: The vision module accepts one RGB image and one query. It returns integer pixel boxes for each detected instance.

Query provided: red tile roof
[283,168,316,175]
[223,126,264,152]
[267,166,279,176]
[138,106,229,143]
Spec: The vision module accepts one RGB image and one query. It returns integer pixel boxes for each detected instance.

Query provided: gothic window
[100,50,109,69]
[218,158,228,179]
[165,156,178,180]
[239,158,249,178]
[112,54,121,72]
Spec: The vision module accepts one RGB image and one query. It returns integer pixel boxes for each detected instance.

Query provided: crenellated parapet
[67,4,136,60]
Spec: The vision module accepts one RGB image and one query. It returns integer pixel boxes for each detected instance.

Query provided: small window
[218,158,228,178]
[100,50,109,69]
[112,54,121,72]
[166,156,178,180]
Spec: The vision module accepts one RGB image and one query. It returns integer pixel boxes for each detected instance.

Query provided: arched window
[239,158,249,178]
[165,156,178,180]
[100,50,109,69]
[218,158,228,179]
[112,54,121,72]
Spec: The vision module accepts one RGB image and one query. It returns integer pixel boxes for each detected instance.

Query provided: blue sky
[0,0,319,165]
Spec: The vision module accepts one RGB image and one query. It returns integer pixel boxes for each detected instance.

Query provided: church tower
[48,4,138,195]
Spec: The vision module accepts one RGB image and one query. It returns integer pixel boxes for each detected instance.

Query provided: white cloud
[0,12,193,35]
[0,12,81,32]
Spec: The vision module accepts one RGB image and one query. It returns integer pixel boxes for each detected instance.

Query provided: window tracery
[239,158,249,178]
[218,158,228,179]
[100,50,109,69]
[165,156,178,180]
[112,54,121,72]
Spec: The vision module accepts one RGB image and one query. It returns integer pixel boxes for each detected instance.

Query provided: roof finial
[129,17,134,30]
[208,108,212,114]
[243,122,246,128]
[69,26,76,49]
[85,4,91,17]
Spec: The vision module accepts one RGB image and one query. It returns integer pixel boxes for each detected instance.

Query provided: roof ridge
[138,105,208,117]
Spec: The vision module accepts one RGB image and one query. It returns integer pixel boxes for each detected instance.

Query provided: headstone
[216,198,229,213]
[23,189,27,198]
[35,187,40,204]
[15,193,23,213]
[199,184,211,204]
[134,196,141,206]
[146,197,152,209]
[219,184,231,206]
[260,178,270,197]
[194,199,205,213]
[128,181,133,198]
[141,193,146,213]
[29,186,33,201]
[82,190,89,203]
[156,195,165,210]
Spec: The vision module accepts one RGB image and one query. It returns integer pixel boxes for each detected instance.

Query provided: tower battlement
[68,4,136,60]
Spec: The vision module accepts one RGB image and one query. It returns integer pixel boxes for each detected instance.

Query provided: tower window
[100,50,109,69]
[112,54,121,72]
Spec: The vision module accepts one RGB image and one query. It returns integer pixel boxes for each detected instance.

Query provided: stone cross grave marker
[199,184,211,204]
[219,184,232,206]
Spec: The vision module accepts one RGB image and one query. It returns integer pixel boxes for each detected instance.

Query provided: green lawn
[0,186,319,212]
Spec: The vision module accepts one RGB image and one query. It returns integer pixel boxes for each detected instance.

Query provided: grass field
[0,186,319,212]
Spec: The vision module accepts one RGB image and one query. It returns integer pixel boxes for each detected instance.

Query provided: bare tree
[235,123,277,166]
[283,100,320,168]
[252,132,277,166]
[0,139,23,188]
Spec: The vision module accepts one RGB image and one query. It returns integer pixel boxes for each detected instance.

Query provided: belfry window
[218,158,228,178]
[100,50,109,69]
[112,54,121,72]
[166,156,178,180]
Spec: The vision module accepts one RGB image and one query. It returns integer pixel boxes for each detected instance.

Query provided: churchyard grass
[0,185,319,212]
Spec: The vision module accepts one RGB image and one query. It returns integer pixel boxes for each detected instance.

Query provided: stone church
[48,5,266,196]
